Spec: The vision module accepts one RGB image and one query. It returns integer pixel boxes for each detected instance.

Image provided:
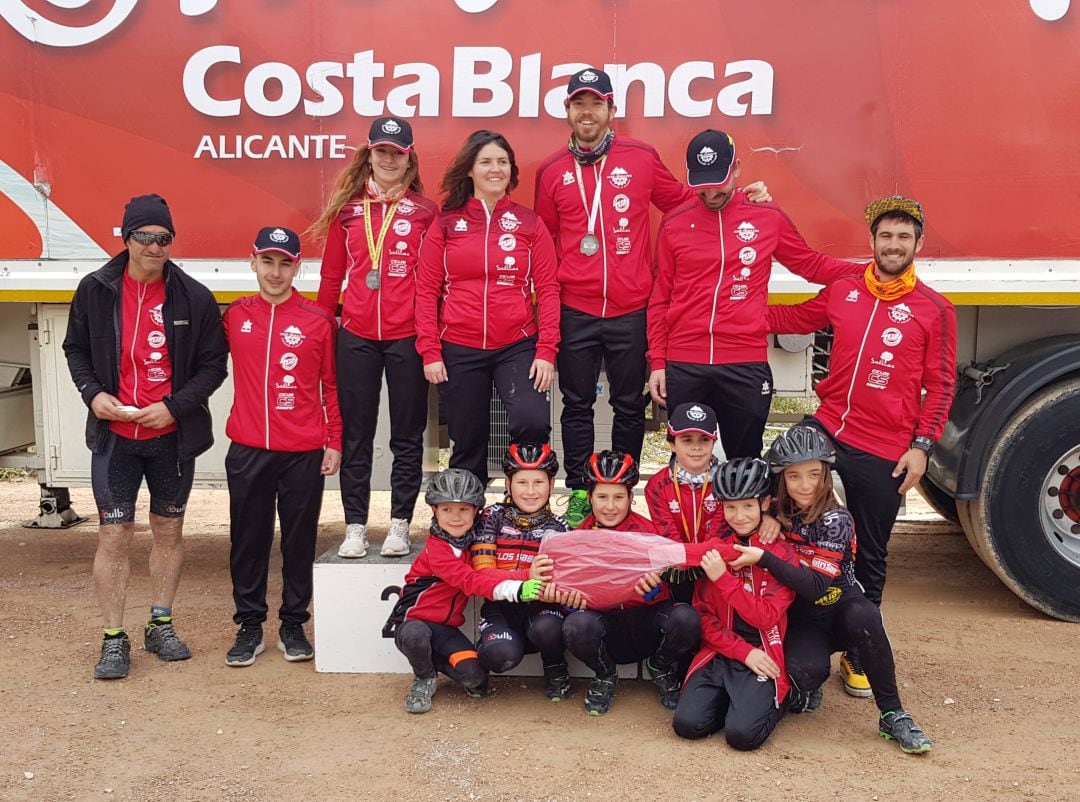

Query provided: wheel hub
[1041,443,1080,568]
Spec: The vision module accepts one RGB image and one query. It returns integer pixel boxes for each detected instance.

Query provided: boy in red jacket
[673,457,799,750]
[221,227,343,667]
[387,468,543,714]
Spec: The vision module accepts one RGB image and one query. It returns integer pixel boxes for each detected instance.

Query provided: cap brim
[367,138,413,152]
[567,87,613,100]
[667,424,718,439]
[687,164,735,189]
[253,246,300,259]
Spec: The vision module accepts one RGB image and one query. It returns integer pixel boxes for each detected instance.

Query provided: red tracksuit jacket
[648,192,860,369]
[316,190,439,341]
[414,196,560,364]
[534,136,691,318]
[687,530,799,705]
[767,271,957,461]
[223,291,343,452]
[644,465,726,544]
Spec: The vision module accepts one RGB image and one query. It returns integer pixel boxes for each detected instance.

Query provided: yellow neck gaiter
[864,262,917,301]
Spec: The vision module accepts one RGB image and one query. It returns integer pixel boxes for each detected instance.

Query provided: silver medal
[580,233,600,257]
[365,271,381,290]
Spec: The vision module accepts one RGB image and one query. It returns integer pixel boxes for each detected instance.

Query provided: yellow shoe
[839,651,873,698]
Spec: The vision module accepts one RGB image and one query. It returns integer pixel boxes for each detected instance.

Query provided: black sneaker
[94,634,131,680]
[225,623,264,667]
[879,710,933,754]
[584,674,617,716]
[277,623,314,662]
[543,662,572,701]
[646,658,681,711]
[144,620,192,661]
[787,685,825,714]
[465,680,491,699]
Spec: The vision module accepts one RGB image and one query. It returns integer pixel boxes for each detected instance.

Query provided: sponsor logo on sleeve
[240,319,253,333]
[845,289,860,303]
[562,171,575,186]
[454,218,468,232]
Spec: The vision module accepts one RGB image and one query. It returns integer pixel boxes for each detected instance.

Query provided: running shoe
[646,657,681,711]
[584,674,617,716]
[94,634,131,680]
[565,490,591,529]
[338,523,369,558]
[277,622,314,662]
[144,620,192,661]
[543,662,572,701]
[879,710,933,754]
[225,623,264,667]
[381,518,411,557]
[840,651,873,698]
[405,676,438,714]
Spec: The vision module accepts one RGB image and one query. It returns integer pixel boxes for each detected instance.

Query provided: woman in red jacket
[415,130,560,485]
[311,117,439,560]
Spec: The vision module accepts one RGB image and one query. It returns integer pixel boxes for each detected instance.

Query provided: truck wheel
[916,476,959,524]
[963,378,1080,622]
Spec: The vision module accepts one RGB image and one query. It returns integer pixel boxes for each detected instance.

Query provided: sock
[149,606,172,625]
[104,628,126,639]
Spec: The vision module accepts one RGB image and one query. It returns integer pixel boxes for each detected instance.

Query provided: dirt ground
[2,479,1078,802]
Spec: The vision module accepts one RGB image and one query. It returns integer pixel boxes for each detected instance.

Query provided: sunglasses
[129,231,174,247]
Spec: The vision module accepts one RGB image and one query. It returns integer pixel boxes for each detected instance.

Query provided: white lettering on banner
[183,46,775,121]
[193,134,349,159]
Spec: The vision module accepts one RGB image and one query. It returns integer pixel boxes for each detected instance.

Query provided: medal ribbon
[672,466,709,544]
[362,196,400,286]
[574,156,607,238]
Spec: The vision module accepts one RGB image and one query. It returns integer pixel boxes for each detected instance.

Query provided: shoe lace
[846,652,866,675]
[101,638,127,659]
[586,676,615,704]
[150,622,181,644]
[236,625,261,647]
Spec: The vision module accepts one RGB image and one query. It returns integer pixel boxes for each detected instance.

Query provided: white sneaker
[338,523,369,558]
[381,518,411,557]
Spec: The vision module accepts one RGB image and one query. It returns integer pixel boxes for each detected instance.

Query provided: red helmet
[582,450,640,488]
[502,442,560,478]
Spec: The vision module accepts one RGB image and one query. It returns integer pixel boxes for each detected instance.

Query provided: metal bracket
[23,485,87,529]
[962,361,1011,405]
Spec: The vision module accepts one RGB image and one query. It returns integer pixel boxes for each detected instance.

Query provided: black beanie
[121,194,175,242]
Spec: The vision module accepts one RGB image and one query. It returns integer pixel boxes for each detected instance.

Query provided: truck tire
[916,476,959,524]
[962,378,1080,622]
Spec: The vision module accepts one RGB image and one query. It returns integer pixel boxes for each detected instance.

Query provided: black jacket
[62,252,229,461]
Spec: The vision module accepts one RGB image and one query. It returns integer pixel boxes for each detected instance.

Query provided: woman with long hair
[312,117,438,559]
[415,130,560,485]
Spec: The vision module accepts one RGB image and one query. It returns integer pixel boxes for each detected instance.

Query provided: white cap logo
[697,146,717,166]
[269,228,289,243]
[687,405,706,422]
[579,70,599,83]
[382,119,401,134]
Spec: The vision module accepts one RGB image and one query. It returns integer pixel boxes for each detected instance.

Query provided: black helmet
[502,442,559,478]
[713,457,773,500]
[582,450,640,488]
[425,468,486,507]
[765,426,837,474]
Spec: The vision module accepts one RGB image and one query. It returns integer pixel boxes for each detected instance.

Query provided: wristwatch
[911,435,935,456]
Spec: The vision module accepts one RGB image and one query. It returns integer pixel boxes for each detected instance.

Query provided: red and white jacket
[316,190,439,341]
[391,532,525,629]
[767,271,957,461]
[223,291,343,452]
[687,530,799,705]
[648,192,860,369]
[534,136,691,318]
[414,196,560,364]
[643,464,726,545]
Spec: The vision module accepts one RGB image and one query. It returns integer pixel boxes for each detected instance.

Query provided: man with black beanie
[63,193,228,680]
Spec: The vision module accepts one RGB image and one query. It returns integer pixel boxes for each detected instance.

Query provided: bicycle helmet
[425,468,487,507]
[765,426,837,474]
[582,450,640,489]
[713,457,772,500]
[502,442,560,478]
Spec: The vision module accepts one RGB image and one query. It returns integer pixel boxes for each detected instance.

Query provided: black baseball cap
[253,227,301,260]
[667,402,719,440]
[368,116,414,152]
[567,68,614,101]
[686,130,736,188]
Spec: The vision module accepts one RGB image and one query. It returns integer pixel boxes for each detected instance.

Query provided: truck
[1,0,1078,621]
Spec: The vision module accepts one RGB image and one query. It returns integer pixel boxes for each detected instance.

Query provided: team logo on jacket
[866,369,891,390]
[607,167,632,188]
[871,351,895,368]
[280,352,298,370]
[269,228,289,243]
[147,330,165,348]
[687,405,707,421]
[845,289,860,303]
[761,380,771,395]
[499,211,521,232]
[881,327,903,347]
[280,325,305,347]
[739,267,752,278]
[613,217,630,234]
[276,393,295,410]
[275,375,296,389]
[393,220,412,236]
[393,241,408,254]
[615,236,631,255]
[703,497,718,513]
[889,303,914,323]
[499,233,517,251]
[352,204,365,216]
[562,171,575,186]
[396,198,416,215]
[613,194,630,213]
[497,256,517,272]
[730,284,748,301]
[388,259,408,276]
[739,247,756,266]
[497,257,516,285]
[241,320,253,333]
[381,119,401,134]
[696,146,717,166]
[145,352,166,382]
[668,499,680,513]
[454,218,468,232]
[735,221,759,242]
[150,303,164,326]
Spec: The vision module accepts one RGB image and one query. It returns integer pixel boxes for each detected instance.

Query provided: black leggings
[562,602,701,677]
[477,600,567,672]
[394,619,487,690]
[673,656,783,750]
[784,589,902,713]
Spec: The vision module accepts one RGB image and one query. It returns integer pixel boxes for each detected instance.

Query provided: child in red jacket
[673,457,799,750]
[386,468,542,714]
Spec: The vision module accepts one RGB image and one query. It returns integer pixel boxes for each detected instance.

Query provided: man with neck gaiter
[766,196,956,602]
